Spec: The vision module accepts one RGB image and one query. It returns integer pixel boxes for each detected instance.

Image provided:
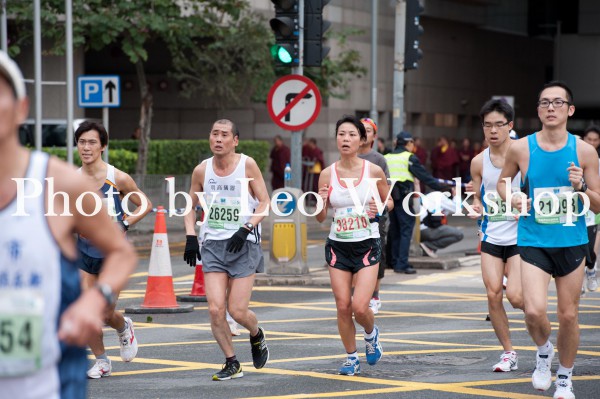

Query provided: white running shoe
[420,242,438,258]
[87,358,112,379]
[502,275,508,290]
[492,351,518,372]
[118,317,138,362]
[586,268,598,292]
[532,343,555,391]
[553,376,575,399]
[369,298,381,315]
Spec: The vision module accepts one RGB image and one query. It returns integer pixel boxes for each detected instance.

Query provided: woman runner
[316,115,393,375]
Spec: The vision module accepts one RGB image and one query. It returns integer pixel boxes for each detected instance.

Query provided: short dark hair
[74,120,108,147]
[213,119,239,137]
[479,99,514,123]
[584,125,600,138]
[538,80,574,104]
[335,115,367,141]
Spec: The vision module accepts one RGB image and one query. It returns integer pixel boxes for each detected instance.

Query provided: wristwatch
[244,222,254,231]
[122,219,130,231]
[95,283,116,307]
[577,179,588,193]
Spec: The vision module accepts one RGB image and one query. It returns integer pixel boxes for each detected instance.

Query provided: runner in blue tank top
[0,51,137,399]
[498,81,600,399]
[75,121,152,379]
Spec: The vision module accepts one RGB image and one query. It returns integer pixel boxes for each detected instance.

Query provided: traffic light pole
[290,0,304,190]
[392,0,406,136]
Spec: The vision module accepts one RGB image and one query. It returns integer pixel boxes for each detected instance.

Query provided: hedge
[42,148,137,173]
[42,139,269,175]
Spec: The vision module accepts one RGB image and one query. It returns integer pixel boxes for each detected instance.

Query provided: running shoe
[365,326,383,365]
[492,351,518,372]
[250,327,269,369]
[586,268,598,292]
[338,357,360,376]
[532,343,555,391]
[553,375,575,399]
[420,242,438,258]
[369,298,381,314]
[118,317,138,362]
[87,358,112,379]
[227,313,241,336]
[212,361,243,381]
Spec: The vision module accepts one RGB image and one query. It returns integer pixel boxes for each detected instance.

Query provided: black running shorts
[481,241,519,263]
[518,244,588,277]
[325,237,381,274]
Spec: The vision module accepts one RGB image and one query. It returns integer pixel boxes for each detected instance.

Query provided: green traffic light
[270,44,293,64]
[277,46,293,63]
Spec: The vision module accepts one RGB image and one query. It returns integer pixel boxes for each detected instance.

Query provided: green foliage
[41,148,138,174]
[62,139,270,174]
[305,28,368,100]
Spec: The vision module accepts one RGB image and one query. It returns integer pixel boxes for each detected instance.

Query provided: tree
[8,0,273,176]
[8,1,365,174]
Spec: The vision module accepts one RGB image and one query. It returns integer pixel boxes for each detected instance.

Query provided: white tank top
[202,154,261,242]
[480,148,520,246]
[0,151,69,398]
[328,160,380,242]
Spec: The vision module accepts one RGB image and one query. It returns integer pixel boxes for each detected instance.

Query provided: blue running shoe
[365,326,383,365]
[338,357,360,376]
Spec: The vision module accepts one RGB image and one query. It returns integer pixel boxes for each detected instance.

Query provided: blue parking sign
[77,75,120,108]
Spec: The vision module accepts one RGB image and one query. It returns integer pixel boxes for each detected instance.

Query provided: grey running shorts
[201,239,264,278]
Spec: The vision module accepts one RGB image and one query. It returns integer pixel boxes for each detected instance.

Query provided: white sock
[364,326,377,340]
[537,341,553,356]
[347,351,358,360]
[557,363,573,379]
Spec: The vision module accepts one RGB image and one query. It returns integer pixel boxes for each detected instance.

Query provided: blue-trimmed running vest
[517,133,588,248]
[77,163,125,259]
[0,151,86,398]
[480,148,520,246]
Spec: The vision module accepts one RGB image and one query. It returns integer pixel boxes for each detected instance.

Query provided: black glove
[184,235,200,266]
[226,227,250,253]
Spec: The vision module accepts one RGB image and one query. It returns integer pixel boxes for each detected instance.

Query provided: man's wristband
[94,283,116,307]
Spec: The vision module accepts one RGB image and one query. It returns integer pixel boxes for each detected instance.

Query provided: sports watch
[95,283,116,307]
[577,179,588,193]
[244,222,254,231]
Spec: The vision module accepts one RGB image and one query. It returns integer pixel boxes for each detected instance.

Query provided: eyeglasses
[77,139,99,147]
[482,121,510,130]
[537,99,570,108]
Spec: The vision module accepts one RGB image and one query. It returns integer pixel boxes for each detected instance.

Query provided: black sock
[250,327,263,341]
[226,355,237,364]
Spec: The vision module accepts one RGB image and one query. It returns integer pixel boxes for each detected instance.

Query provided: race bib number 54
[0,290,43,377]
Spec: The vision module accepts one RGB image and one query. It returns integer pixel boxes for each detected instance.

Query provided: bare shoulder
[511,136,528,154]
[471,151,484,168]
[113,167,137,189]
[576,139,597,166]
[244,155,261,174]
[369,161,384,177]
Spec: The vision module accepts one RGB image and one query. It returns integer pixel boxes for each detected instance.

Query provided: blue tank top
[77,164,125,258]
[517,133,587,247]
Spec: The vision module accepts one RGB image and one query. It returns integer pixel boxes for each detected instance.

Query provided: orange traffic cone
[177,261,207,302]
[125,206,193,314]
